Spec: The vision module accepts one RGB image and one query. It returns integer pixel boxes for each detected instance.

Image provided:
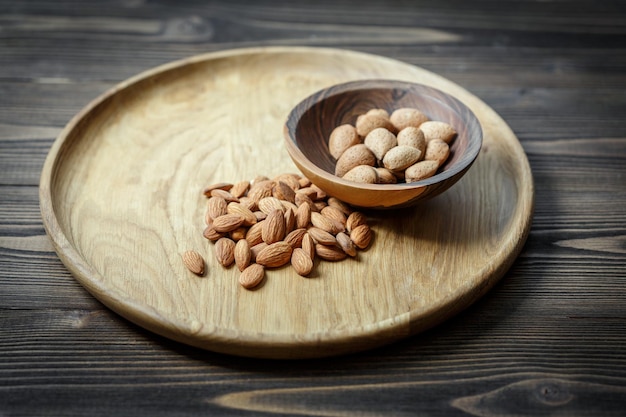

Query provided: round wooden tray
[39,47,534,359]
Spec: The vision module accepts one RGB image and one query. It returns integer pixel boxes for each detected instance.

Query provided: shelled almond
[189,173,373,289]
[328,107,457,184]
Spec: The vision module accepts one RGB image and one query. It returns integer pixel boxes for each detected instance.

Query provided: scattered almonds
[182,250,205,276]
[327,107,457,183]
[188,173,374,289]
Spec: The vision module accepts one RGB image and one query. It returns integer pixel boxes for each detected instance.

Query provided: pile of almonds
[182,173,373,290]
[329,107,457,184]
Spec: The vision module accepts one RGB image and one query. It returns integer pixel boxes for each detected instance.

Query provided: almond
[328,124,361,159]
[255,241,293,268]
[283,207,296,234]
[342,165,378,184]
[336,232,357,257]
[250,242,267,262]
[310,211,336,234]
[229,226,247,241]
[212,214,245,233]
[227,202,257,226]
[310,184,327,200]
[346,211,368,233]
[295,202,311,229]
[355,113,397,137]
[307,226,337,246]
[397,126,426,153]
[366,108,390,119]
[215,237,236,267]
[424,138,450,167]
[301,233,315,260]
[374,167,398,184]
[291,248,314,276]
[239,263,265,289]
[327,197,353,216]
[262,209,286,244]
[295,186,318,200]
[247,180,274,202]
[405,160,439,182]
[364,127,397,160]
[419,121,457,143]
[295,192,316,212]
[182,250,205,275]
[207,196,228,221]
[230,180,250,198]
[272,181,296,203]
[272,173,301,191]
[202,182,233,196]
[234,239,251,271]
[203,224,223,241]
[335,144,376,177]
[382,145,422,171]
[210,188,239,203]
[245,221,264,246]
[284,228,307,248]
[321,206,347,228]
[298,176,312,188]
[350,224,372,249]
[390,108,429,131]
[315,244,347,261]
[258,196,285,214]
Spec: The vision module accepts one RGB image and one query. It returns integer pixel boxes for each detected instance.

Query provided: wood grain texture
[1,0,625,415]
[39,47,532,359]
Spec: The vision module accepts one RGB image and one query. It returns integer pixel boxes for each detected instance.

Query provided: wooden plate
[39,47,534,359]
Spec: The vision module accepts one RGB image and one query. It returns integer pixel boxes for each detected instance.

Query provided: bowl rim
[284,79,483,191]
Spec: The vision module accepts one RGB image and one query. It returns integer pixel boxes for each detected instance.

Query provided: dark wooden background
[1,0,625,415]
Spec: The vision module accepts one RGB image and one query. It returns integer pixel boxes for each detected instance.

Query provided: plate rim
[39,46,535,358]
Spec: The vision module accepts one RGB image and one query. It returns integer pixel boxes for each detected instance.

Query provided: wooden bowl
[284,79,483,209]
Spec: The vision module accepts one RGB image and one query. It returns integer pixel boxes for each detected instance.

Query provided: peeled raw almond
[234,239,252,271]
[261,209,286,244]
[315,244,347,261]
[291,248,314,276]
[212,214,245,233]
[350,224,373,249]
[239,263,265,289]
[336,232,357,257]
[182,250,205,275]
[255,241,293,268]
[215,237,236,267]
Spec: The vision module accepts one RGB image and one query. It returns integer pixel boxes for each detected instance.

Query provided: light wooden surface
[40,47,533,358]
[2,0,626,415]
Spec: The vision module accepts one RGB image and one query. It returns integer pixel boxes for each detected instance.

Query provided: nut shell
[335,144,376,177]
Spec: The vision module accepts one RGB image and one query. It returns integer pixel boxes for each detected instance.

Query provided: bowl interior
[287,80,482,187]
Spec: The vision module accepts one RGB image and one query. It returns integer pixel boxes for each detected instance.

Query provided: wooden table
[2,1,625,415]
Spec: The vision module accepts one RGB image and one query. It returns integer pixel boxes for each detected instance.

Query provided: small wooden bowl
[284,79,483,209]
